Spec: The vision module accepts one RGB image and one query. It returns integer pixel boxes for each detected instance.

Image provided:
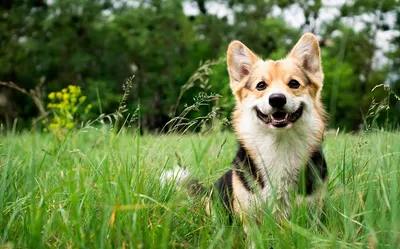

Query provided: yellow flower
[49,123,59,130]
[48,92,55,100]
[46,85,90,137]
[68,85,82,95]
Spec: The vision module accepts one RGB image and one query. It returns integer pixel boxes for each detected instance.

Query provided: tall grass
[1,68,399,248]
[0,125,399,248]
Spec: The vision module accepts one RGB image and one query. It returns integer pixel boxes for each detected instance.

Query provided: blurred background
[0,0,399,132]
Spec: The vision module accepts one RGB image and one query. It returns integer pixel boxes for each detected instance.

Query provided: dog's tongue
[272,111,287,121]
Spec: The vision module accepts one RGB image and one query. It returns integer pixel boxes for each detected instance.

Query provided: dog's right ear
[227,41,259,94]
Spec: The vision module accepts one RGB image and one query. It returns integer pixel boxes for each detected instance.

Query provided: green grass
[1,128,399,248]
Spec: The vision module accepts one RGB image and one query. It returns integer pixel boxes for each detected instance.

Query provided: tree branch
[0,80,46,116]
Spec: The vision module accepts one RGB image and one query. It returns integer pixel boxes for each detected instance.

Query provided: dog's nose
[269,93,287,108]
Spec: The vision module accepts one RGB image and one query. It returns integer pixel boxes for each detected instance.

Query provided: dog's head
[227,33,325,134]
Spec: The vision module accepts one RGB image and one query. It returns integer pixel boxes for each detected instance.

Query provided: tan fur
[227,33,326,219]
[229,33,325,144]
[163,34,328,238]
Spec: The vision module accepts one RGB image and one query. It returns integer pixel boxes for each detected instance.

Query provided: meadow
[0,127,399,249]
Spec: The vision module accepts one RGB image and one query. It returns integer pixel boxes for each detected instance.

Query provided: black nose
[269,93,287,108]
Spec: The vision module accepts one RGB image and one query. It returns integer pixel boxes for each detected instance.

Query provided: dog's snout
[269,93,286,108]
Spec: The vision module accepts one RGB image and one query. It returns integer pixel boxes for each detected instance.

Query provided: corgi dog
[163,33,327,224]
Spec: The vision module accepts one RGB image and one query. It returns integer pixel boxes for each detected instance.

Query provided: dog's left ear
[289,33,322,75]
[227,41,260,94]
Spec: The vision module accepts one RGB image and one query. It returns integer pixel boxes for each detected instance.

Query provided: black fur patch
[233,143,265,191]
[213,170,235,224]
[298,148,328,195]
[214,170,234,212]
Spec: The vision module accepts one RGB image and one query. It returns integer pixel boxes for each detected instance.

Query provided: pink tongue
[272,111,286,120]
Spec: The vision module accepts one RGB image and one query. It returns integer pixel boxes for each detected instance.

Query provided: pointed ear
[227,41,259,92]
[289,33,322,75]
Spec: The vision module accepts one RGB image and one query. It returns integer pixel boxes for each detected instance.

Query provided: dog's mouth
[255,104,304,128]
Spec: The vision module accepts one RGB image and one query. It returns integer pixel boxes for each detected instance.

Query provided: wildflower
[49,123,59,130]
[48,92,55,100]
[56,92,63,99]
[79,96,87,102]
[45,84,92,137]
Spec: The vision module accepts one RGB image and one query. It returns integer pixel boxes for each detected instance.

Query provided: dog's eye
[256,81,267,91]
[288,79,300,89]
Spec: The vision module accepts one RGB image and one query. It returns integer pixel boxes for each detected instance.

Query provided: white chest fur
[235,105,323,216]
[247,130,311,215]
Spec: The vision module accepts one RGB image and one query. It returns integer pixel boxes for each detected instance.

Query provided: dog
[162,33,327,225]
